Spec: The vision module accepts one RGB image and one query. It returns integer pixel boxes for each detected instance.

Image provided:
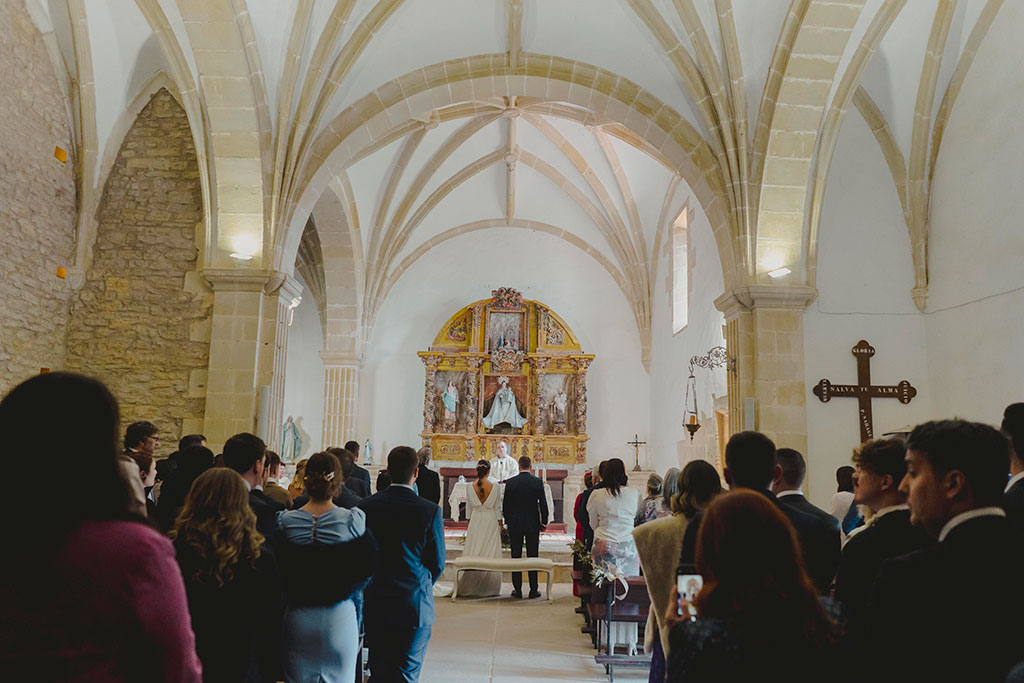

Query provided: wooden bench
[591,576,652,681]
[449,556,555,602]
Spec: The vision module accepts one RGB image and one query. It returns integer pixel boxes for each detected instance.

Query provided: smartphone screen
[676,564,703,616]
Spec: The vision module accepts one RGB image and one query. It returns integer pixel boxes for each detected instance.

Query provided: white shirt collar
[391,483,415,491]
[777,489,803,498]
[1006,471,1024,493]
[872,503,909,520]
[938,507,1006,542]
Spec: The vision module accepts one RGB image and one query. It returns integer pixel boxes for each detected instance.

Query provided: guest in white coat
[587,457,641,653]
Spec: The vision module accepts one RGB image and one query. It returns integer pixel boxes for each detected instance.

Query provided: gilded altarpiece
[418,288,594,465]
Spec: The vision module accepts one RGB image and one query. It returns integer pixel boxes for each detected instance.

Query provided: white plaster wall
[282,275,325,460]
[805,108,932,509]
[925,0,1024,423]
[357,228,649,466]
[648,193,727,478]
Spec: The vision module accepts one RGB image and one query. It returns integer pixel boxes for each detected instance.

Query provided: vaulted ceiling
[26,0,1007,357]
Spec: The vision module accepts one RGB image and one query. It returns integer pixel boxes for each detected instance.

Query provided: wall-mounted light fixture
[229,234,260,263]
[683,346,736,441]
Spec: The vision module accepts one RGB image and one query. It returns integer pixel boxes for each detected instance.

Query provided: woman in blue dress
[277,451,377,683]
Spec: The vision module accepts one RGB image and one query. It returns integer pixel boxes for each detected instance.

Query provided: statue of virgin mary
[482,377,527,429]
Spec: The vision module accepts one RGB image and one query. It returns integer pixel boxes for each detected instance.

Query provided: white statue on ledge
[482,376,526,430]
[489,441,519,483]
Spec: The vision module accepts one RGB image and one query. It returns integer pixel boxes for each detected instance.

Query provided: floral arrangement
[567,539,592,569]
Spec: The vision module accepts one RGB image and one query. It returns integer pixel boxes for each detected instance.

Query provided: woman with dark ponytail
[457,459,503,596]
[276,451,377,682]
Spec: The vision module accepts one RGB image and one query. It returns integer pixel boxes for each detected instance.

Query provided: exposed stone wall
[0,2,77,391]
[65,89,211,442]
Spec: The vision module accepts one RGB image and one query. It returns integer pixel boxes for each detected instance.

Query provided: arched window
[672,206,691,334]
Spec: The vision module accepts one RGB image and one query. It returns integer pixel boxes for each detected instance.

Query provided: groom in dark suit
[359,446,446,682]
[502,456,549,598]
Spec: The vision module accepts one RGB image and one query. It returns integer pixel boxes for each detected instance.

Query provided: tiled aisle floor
[419,584,648,682]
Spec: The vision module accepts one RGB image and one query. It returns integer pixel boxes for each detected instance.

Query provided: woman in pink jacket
[0,372,202,683]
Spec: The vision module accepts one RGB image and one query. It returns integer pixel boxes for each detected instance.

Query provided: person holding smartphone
[663,490,847,682]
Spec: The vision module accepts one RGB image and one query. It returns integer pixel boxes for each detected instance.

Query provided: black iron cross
[812,340,917,443]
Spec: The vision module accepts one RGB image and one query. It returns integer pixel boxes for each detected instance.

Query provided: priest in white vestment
[489,441,519,483]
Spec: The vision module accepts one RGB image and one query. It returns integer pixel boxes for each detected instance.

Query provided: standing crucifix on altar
[813,340,917,443]
[627,434,646,472]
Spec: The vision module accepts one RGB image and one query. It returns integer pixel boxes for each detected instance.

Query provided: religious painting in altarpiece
[418,287,593,465]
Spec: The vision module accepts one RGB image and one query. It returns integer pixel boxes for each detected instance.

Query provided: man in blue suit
[358,445,446,682]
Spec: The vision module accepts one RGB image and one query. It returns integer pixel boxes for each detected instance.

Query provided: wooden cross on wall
[813,340,917,443]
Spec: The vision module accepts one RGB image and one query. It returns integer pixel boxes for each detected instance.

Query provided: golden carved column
[715,285,817,457]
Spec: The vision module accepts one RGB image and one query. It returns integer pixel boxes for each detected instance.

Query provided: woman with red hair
[665,490,847,682]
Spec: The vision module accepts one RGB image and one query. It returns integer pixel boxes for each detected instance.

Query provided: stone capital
[714,285,818,319]
[203,267,275,292]
[266,271,304,302]
[320,350,359,367]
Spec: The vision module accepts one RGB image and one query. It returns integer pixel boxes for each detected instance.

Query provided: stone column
[321,352,358,449]
[202,269,276,450]
[715,285,817,457]
[259,273,303,451]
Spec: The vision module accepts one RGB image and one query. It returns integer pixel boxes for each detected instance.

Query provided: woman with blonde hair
[172,468,281,683]
[287,457,309,503]
[277,451,377,682]
[633,462,722,682]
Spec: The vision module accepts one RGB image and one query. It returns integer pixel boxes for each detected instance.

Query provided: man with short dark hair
[343,440,372,497]
[119,421,155,517]
[262,451,291,507]
[222,432,284,540]
[869,420,1024,682]
[833,438,930,632]
[680,432,839,593]
[416,446,441,506]
[502,455,549,599]
[124,421,159,457]
[358,446,445,682]
[178,433,206,451]
[328,448,363,509]
[1001,403,1024,533]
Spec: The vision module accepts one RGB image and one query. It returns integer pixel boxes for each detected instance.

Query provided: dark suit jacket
[833,507,931,631]
[291,485,363,511]
[869,515,1024,683]
[775,492,841,593]
[344,466,371,498]
[681,490,840,593]
[577,485,600,549]
[502,472,549,532]
[1003,478,1024,535]
[174,541,282,683]
[357,485,445,630]
[417,466,441,505]
[250,489,286,543]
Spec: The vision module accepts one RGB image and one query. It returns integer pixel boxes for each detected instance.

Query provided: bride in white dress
[457,460,503,597]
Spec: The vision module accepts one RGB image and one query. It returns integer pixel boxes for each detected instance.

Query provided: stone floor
[419,583,648,682]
